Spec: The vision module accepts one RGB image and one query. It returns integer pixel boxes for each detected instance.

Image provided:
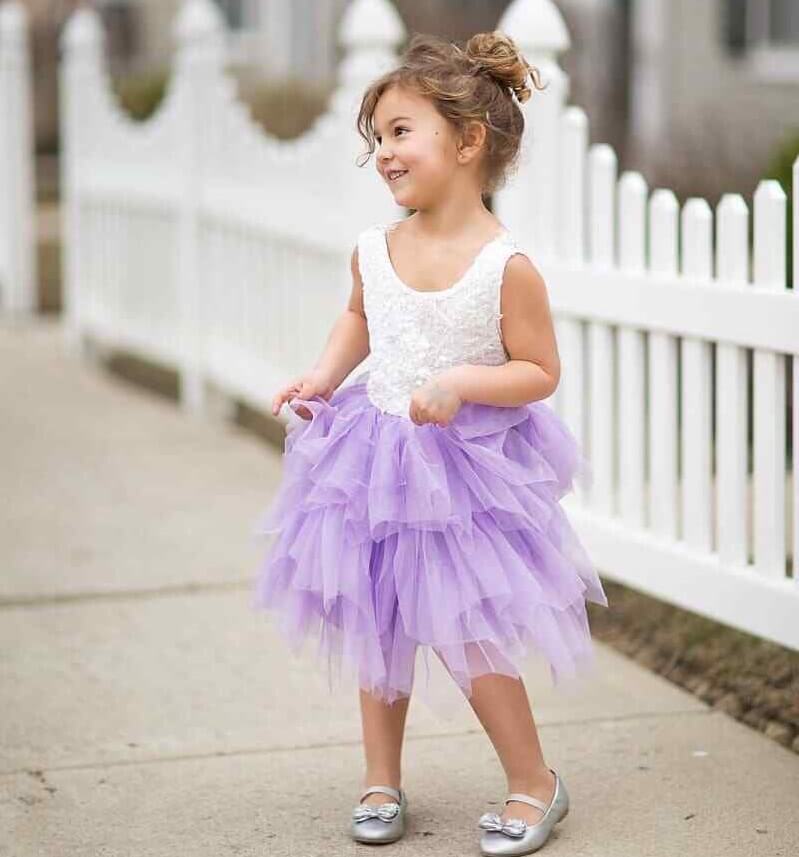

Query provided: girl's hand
[271,368,336,421]
[408,374,463,427]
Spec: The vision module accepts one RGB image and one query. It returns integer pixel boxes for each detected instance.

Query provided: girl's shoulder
[354,220,392,255]
[354,221,393,287]
[357,218,397,234]
[355,220,396,243]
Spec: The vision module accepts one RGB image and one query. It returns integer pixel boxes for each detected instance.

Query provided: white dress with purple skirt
[252,220,609,706]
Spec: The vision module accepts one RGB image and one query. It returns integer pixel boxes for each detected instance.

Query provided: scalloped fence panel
[60,0,403,411]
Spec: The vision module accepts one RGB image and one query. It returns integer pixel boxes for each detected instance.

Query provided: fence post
[334,0,406,225]
[0,1,36,315]
[173,0,226,414]
[60,7,104,347]
[334,0,405,118]
[494,0,570,262]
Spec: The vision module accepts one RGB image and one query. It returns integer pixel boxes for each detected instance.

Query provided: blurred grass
[111,70,169,121]
[110,68,333,140]
[764,129,799,290]
[237,74,334,140]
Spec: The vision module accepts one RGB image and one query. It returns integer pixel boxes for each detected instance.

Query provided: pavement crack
[0,709,712,779]
[0,579,252,610]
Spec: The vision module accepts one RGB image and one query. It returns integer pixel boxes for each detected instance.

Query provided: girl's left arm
[439,253,561,407]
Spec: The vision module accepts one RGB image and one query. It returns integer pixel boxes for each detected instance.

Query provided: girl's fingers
[272,382,301,415]
[274,389,292,410]
[287,389,315,419]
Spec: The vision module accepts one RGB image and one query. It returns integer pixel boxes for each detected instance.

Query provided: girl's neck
[406,187,499,241]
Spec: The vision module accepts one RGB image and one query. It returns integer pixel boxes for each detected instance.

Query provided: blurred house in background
[628,0,799,199]
[96,0,350,81]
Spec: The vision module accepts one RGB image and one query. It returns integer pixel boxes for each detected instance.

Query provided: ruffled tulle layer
[251,370,608,705]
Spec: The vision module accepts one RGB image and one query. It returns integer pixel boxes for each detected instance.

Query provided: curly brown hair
[356,31,546,196]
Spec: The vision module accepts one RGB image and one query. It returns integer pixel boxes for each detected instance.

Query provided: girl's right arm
[271,246,370,418]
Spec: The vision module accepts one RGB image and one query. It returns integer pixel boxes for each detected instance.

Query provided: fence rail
[59,0,799,651]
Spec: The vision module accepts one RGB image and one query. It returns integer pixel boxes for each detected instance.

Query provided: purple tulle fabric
[251,370,609,707]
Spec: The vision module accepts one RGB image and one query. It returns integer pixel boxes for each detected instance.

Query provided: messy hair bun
[461,31,538,105]
[356,31,546,195]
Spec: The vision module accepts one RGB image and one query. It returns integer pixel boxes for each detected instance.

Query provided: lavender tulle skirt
[251,370,608,709]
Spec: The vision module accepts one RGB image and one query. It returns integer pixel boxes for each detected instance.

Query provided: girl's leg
[469,673,555,824]
[358,689,411,806]
[434,646,556,826]
[466,671,556,824]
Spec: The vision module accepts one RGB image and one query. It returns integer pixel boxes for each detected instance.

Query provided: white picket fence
[60,0,402,412]
[59,0,799,651]
[0,0,36,314]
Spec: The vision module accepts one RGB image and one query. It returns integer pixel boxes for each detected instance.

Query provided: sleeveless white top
[357,221,523,417]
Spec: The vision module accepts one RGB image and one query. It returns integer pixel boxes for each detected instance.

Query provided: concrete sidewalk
[1,318,797,857]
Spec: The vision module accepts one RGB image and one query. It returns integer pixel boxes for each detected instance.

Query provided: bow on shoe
[352,802,401,824]
[478,812,527,838]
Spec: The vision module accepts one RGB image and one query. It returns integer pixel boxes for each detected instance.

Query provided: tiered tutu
[251,370,608,707]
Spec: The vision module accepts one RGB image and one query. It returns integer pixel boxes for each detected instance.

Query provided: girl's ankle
[360,782,402,806]
[362,777,402,792]
[507,765,554,794]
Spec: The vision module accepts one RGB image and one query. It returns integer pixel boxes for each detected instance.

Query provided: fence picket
[617,172,647,527]
[0,1,35,313]
[715,194,750,566]
[554,106,587,502]
[680,199,713,551]
[648,190,680,539]
[752,180,787,579]
[587,142,616,515]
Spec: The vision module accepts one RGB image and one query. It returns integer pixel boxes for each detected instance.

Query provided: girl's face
[372,84,474,209]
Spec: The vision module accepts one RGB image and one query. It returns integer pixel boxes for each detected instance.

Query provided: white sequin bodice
[357,221,521,418]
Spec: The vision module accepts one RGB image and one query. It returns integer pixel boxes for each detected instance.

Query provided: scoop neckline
[379,221,510,298]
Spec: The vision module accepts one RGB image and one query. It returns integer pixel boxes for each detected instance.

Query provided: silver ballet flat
[350,784,408,844]
[478,768,569,856]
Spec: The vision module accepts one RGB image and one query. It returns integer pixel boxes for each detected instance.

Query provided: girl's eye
[376,127,408,144]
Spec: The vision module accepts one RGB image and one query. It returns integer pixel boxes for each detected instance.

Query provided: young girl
[252,30,608,857]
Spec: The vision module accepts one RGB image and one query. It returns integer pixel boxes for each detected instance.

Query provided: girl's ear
[456,120,487,164]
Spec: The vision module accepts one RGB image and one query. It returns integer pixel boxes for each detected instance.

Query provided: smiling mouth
[387,169,408,182]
